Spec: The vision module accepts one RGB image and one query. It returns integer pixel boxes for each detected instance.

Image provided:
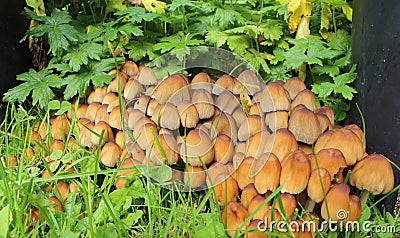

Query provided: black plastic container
[0,1,31,120]
[351,0,400,214]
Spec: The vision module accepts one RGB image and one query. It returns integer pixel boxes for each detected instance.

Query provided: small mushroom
[273,193,297,219]
[100,142,121,167]
[232,107,247,127]
[184,165,206,189]
[191,72,213,92]
[152,74,189,103]
[213,74,235,95]
[133,95,151,113]
[349,154,395,203]
[124,78,144,101]
[51,115,70,141]
[216,91,240,114]
[348,195,362,221]
[288,106,321,144]
[280,150,311,194]
[213,174,239,206]
[121,61,139,77]
[283,77,306,100]
[257,82,290,112]
[291,89,317,112]
[252,153,281,194]
[265,128,298,162]
[138,66,157,86]
[241,183,259,209]
[264,111,288,132]
[95,104,109,124]
[222,202,250,237]
[192,89,214,119]
[102,92,118,105]
[246,219,268,238]
[177,101,199,128]
[309,148,347,182]
[160,103,181,130]
[115,158,139,189]
[236,156,255,190]
[180,129,214,166]
[107,72,129,93]
[236,70,262,95]
[93,86,107,103]
[321,183,350,221]
[315,106,334,125]
[305,168,331,212]
[50,139,64,153]
[86,102,101,122]
[246,130,271,159]
[214,134,234,164]
[248,195,270,220]
[127,109,145,131]
[109,107,128,130]
[238,115,265,141]
[146,134,179,165]
[78,120,94,147]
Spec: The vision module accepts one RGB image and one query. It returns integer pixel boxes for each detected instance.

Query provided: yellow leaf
[142,0,166,14]
[342,5,353,22]
[320,2,332,39]
[296,16,310,39]
[287,0,313,33]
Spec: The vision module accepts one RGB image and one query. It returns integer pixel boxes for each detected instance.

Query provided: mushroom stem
[305,199,316,212]
[360,190,370,204]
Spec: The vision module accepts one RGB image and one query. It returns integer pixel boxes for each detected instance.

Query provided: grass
[0,103,399,237]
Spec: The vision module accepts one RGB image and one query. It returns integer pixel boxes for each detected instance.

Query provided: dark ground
[0,1,32,121]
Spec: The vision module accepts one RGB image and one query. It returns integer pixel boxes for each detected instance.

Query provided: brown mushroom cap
[192,89,214,119]
[248,195,270,221]
[152,74,189,104]
[159,102,181,130]
[316,106,335,125]
[310,148,347,181]
[133,95,151,113]
[213,174,239,206]
[177,101,199,128]
[238,115,265,141]
[314,127,364,166]
[205,161,235,187]
[147,134,179,165]
[102,92,118,105]
[273,193,297,220]
[263,207,283,227]
[240,183,259,209]
[246,219,268,238]
[107,72,129,93]
[307,168,331,203]
[133,122,157,150]
[94,104,109,125]
[51,115,70,141]
[264,111,289,132]
[92,86,107,103]
[50,140,64,153]
[86,102,101,122]
[115,157,138,189]
[288,106,321,144]
[127,109,145,131]
[280,150,311,194]
[138,66,157,86]
[184,165,206,189]
[321,183,350,221]
[216,91,240,115]
[257,82,291,112]
[91,121,114,146]
[100,142,122,167]
[121,61,139,77]
[109,107,128,130]
[236,70,262,95]
[266,128,298,162]
[245,130,271,159]
[213,74,235,95]
[222,202,250,237]
[232,107,247,127]
[191,72,213,92]
[291,89,317,112]
[211,112,238,142]
[214,134,235,164]
[252,153,281,194]
[316,113,331,133]
[180,129,214,166]
[124,78,144,101]
[236,156,256,190]
[283,77,307,100]
[349,154,395,195]
[348,195,362,221]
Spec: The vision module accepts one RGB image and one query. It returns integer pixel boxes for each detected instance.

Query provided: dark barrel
[351,0,400,214]
[0,2,31,120]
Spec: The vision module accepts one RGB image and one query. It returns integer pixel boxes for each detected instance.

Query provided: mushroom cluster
[28,60,395,236]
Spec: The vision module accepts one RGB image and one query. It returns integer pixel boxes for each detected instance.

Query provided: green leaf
[205,31,228,48]
[3,69,65,109]
[26,8,81,56]
[168,0,196,11]
[121,211,144,228]
[312,65,357,100]
[107,0,127,12]
[48,100,61,110]
[128,40,158,61]
[213,7,245,28]
[227,35,250,56]
[0,205,11,238]
[55,101,72,115]
[195,213,226,238]
[64,43,103,72]
[153,32,203,54]
[115,7,160,23]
